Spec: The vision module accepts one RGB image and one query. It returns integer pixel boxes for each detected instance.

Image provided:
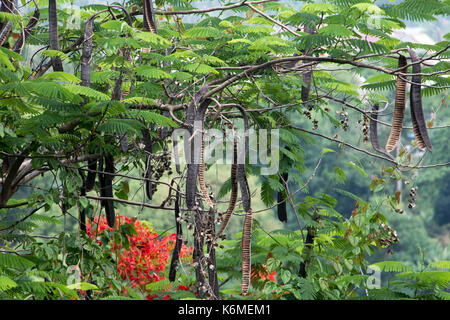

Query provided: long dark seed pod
[241,209,253,296]
[48,0,64,72]
[0,0,13,32]
[370,105,394,161]
[277,172,289,222]
[233,105,251,212]
[0,21,11,46]
[408,49,432,152]
[143,0,157,34]
[80,14,96,87]
[103,154,115,228]
[98,157,106,208]
[78,169,87,233]
[385,55,408,152]
[169,185,182,282]
[12,3,40,53]
[142,128,153,200]
[301,26,314,107]
[85,158,97,192]
[215,137,238,239]
[185,95,211,209]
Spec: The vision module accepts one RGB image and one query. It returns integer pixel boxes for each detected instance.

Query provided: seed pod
[386,55,408,152]
[169,185,182,282]
[85,158,97,192]
[185,95,211,209]
[408,49,432,152]
[198,134,215,207]
[48,0,64,72]
[241,209,253,296]
[369,105,394,160]
[142,129,153,201]
[277,172,289,223]
[143,0,157,34]
[0,21,11,46]
[215,137,238,239]
[78,169,87,233]
[103,154,115,228]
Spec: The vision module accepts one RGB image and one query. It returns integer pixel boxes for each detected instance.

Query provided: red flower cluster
[86,215,192,297]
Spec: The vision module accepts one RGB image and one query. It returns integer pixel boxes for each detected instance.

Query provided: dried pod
[369,105,394,160]
[198,134,215,207]
[169,185,182,282]
[408,49,432,152]
[78,169,87,233]
[103,154,115,228]
[142,129,153,201]
[386,54,408,152]
[215,137,238,239]
[241,209,253,296]
[85,158,97,192]
[48,0,64,72]
[277,172,289,223]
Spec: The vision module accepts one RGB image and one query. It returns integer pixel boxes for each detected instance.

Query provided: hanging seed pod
[78,169,87,233]
[143,0,157,34]
[185,95,211,209]
[408,49,432,152]
[169,185,182,282]
[103,154,115,228]
[0,21,11,46]
[48,0,64,72]
[198,134,215,207]
[142,129,153,201]
[369,105,394,160]
[386,55,408,152]
[241,209,253,296]
[277,172,289,223]
[215,137,238,239]
[85,158,97,192]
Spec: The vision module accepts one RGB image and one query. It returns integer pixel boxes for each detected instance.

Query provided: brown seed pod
[369,105,394,160]
[48,0,64,72]
[143,0,157,34]
[408,49,432,152]
[198,134,215,207]
[215,137,238,239]
[0,21,11,46]
[241,209,253,296]
[386,54,408,152]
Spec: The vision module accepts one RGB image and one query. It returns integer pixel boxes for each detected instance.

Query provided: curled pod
[103,154,115,228]
[169,185,182,282]
[369,105,394,161]
[277,172,289,223]
[215,137,238,239]
[408,49,432,152]
[385,55,408,152]
[241,209,253,296]
[85,158,97,192]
